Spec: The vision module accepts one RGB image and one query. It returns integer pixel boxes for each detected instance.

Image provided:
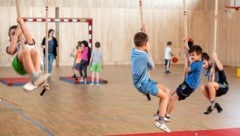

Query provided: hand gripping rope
[139,0,151,101]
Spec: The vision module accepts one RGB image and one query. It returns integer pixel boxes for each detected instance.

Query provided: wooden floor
[0,65,239,136]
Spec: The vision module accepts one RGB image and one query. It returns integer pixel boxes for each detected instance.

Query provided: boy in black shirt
[201,52,229,114]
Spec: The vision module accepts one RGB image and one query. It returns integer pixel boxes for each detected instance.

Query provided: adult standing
[41,29,58,73]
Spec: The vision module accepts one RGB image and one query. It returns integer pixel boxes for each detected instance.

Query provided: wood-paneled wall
[0,0,239,66]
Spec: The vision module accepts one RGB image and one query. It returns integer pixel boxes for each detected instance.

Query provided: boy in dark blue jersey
[201,52,229,114]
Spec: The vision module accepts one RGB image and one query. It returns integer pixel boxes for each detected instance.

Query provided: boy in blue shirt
[131,32,170,132]
[164,45,203,121]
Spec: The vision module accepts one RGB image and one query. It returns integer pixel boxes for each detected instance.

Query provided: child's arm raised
[212,52,223,71]
[146,42,154,70]
[7,27,22,55]
[17,17,34,45]
[185,59,191,73]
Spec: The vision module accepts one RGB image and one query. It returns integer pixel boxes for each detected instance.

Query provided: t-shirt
[75,51,82,64]
[7,41,35,55]
[91,49,103,64]
[206,65,228,87]
[164,46,172,60]
[81,47,89,61]
[185,61,203,89]
[131,48,154,89]
[48,39,54,54]
[6,41,36,62]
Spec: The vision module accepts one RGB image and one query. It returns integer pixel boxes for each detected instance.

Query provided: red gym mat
[110,128,240,136]
[0,77,29,86]
[59,76,108,85]
[0,76,108,86]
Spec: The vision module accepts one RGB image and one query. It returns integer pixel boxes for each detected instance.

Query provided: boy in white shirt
[164,41,173,73]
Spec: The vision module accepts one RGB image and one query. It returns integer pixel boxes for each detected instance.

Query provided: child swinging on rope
[131,28,171,132]
[164,45,203,121]
[201,52,229,114]
[6,17,50,91]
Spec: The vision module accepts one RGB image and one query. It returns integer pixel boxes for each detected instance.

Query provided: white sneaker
[163,116,170,122]
[153,114,159,121]
[153,114,170,122]
[79,79,84,83]
[23,82,37,91]
[155,121,171,132]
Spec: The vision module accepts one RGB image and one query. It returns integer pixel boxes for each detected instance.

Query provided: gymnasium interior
[0,0,240,135]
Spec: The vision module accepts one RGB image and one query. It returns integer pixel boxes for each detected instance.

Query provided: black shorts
[164,59,171,66]
[216,84,229,97]
[176,82,194,101]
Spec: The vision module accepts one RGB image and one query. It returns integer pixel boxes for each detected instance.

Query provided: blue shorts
[138,79,159,96]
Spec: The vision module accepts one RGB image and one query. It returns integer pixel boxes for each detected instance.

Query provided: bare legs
[166,91,178,116]
[18,48,41,74]
[202,82,219,102]
[91,72,100,84]
[154,84,171,132]
[156,84,170,118]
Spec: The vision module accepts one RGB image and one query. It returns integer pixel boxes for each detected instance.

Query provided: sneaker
[215,103,223,113]
[84,79,87,84]
[75,77,78,81]
[23,82,37,91]
[34,73,51,87]
[153,111,170,122]
[79,79,84,83]
[164,115,170,122]
[155,121,171,132]
[89,82,95,85]
[165,71,171,74]
[153,110,160,121]
[204,106,213,115]
[153,113,170,122]
[95,82,101,85]
[153,114,159,121]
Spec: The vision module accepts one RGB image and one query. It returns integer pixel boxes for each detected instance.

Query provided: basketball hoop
[225,6,240,18]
